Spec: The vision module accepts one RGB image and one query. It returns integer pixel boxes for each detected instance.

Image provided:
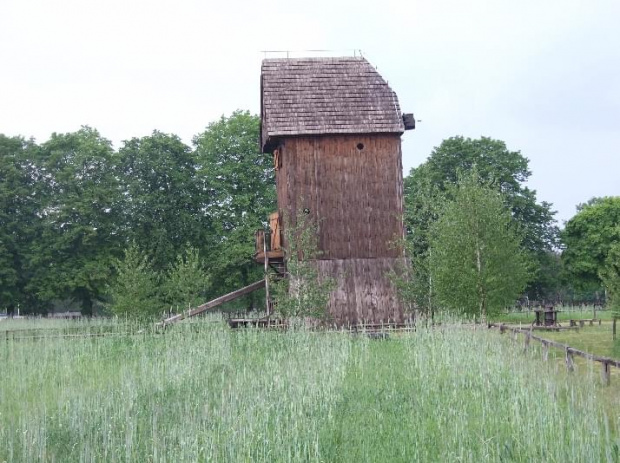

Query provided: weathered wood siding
[317,258,408,324]
[276,134,405,260]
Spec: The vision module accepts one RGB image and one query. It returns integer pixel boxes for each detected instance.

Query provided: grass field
[2,317,620,462]
[493,306,610,325]
[541,322,620,359]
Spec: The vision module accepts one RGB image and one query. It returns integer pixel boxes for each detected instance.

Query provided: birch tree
[429,173,532,321]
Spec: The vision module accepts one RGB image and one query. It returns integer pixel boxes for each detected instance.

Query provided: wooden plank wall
[276,134,405,260]
[317,257,407,325]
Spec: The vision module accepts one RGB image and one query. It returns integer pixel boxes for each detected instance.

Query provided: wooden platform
[254,249,284,264]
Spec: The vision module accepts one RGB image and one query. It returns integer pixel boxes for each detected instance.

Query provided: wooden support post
[593,304,596,321]
[542,341,549,361]
[524,330,531,353]
[565,348,575,372]
[601,361,611,386]
[513,330,518,342]
[264,234,270,317]
[161,279,266,325]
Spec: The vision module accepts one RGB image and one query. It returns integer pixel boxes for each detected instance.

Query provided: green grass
[494,306,611,325]
[1,318,620,462]
[540,322,620,359]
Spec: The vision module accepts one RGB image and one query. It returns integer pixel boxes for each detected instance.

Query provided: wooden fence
[490,323,620,386]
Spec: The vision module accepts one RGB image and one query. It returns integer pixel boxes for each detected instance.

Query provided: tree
[106,244,162,319]
[0,135,42,311]
[116,131,205,272]
[392,179,442,321]
[25,127,121,315]
[599,235,620,339]
[163,247,209,312]
[405,136,558,301]
[561,197,620,292]
[193,111,276,308]
[429,173,533,321]
[271,211,334,320]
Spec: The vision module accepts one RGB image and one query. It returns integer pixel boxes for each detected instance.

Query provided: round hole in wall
[356,142,365,150]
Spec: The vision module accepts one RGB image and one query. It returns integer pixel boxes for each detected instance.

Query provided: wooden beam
[162,279,266,325]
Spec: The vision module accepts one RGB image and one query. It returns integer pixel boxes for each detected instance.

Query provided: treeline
[0,111,275,315]
[2,116,618,318]
[402,136,620,318]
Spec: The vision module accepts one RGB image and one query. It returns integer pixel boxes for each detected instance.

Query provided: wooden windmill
[256,56,415,325]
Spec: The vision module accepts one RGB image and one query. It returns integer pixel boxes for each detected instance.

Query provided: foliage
[389,238,437,321]
[163,247,210,312]
[562,196,620,291]
[0,135,41,311]
[193,110,275,309]
[116,131,205,273]
[599,234,620,317]
[429,173,533,320]
[107,244,162,319]
[25,127,121,315]
[404,136,558,300]
[271,212,335,320]
[0,113,275,314]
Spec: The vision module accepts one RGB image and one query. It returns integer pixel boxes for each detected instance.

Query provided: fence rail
[490,323,618,385]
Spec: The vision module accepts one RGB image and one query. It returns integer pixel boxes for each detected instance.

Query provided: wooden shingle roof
[260,57,405,152]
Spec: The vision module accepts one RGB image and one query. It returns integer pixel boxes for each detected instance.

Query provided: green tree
[271,212,334,320]
[599,236,620,340]
[0,135,42,312]
[26,127,121,315]
[163,247,209,312]
[116,131,205,273]
[405,136,558,300]
[561,196,620,292]
[600,236,620,312]
[429,173,533,321]
[107,244,162,319]
[193,110,275,308]
[392,183,441,321]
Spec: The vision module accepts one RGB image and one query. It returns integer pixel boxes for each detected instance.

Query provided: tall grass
[1,318,619,462]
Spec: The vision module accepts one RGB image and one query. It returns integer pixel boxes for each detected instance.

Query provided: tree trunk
[613,317,617,341]
[476,245,486,323]
[81,294,93,317]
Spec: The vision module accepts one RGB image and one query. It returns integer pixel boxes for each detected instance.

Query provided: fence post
[601,361,611,386]
[524,330,531,353]
[565,348,575,372]
[542,341,549,361]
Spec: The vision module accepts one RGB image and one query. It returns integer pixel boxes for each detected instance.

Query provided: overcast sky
[1,0,618,224]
